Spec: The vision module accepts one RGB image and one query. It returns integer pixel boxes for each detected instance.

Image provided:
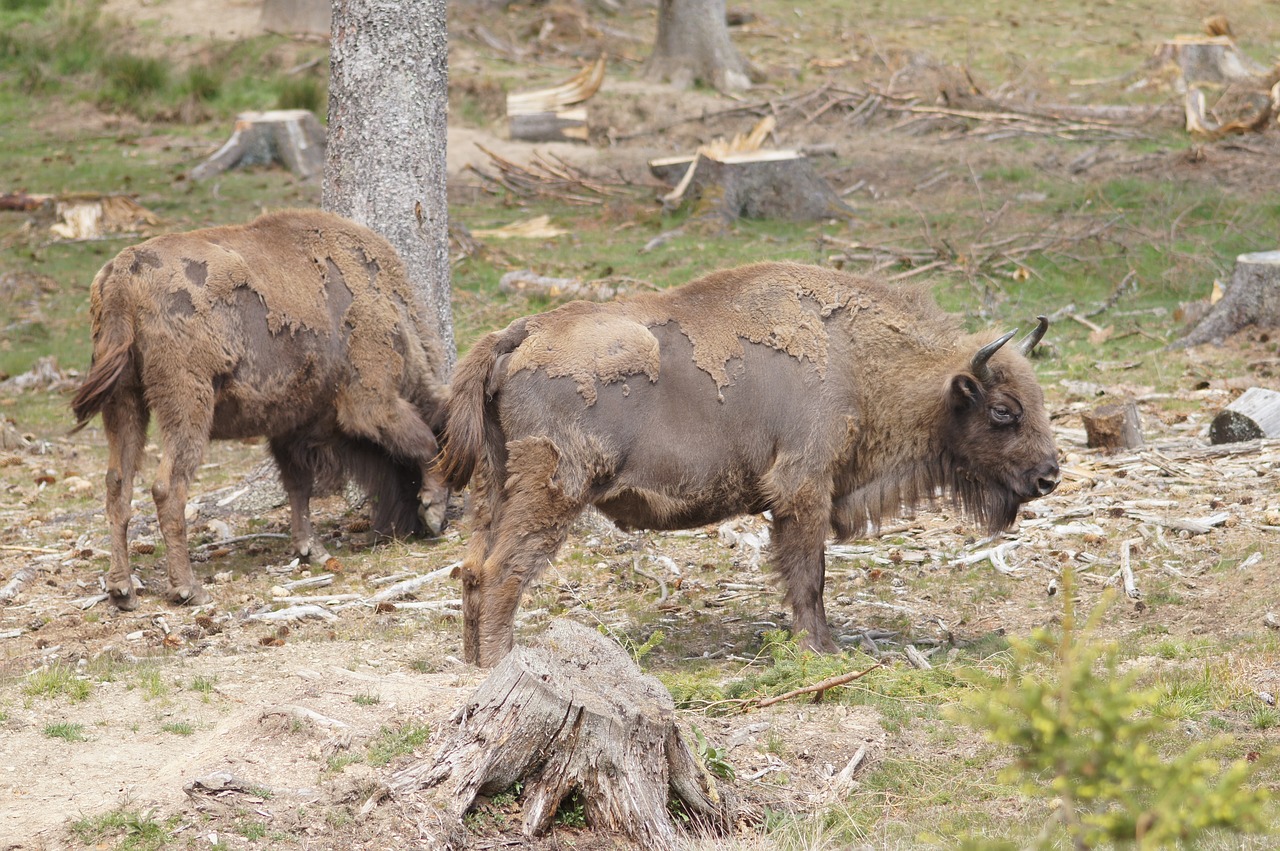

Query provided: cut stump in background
[190,110,326,182]
[506,57,605,143]
[389,620,729,850]
[652,150,853,221]
[1209,387,1280,444]
[1082,398,1144,452]
[1176,251,1280,347]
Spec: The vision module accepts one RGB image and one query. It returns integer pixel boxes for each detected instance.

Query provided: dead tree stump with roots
[389,620,730,849]
[1177,251,1280,347]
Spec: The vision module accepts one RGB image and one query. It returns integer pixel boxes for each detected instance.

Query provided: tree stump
[1176,252,1280,347]
[1209,387,1280,444]
[652,151,853,221]
[190,110,326,182]
[1082,398,1144,452]
[389,620,728,850]
[259,0,330,36]
[1150,35,1269,88]
[506,57,604,143]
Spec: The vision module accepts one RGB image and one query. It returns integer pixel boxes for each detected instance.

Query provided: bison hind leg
[342,437,429,539]
[269,436,343,563]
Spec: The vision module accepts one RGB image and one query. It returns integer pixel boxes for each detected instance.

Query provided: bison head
[942,316,1059,533]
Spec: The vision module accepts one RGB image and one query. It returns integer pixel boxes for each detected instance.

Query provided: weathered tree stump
[259,0,330,36]
[1177,251,1280,347]
[1082,398,1144,452]
[190,110,326,182]
[1209,387,1280,444]
[1151,35,1269,88]
[389,620,728,850]
[652,151,853,221]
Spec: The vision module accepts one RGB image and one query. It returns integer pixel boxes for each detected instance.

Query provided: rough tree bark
[324,0,455,367]
[389,620,729,850]
[642,0,756,93]
[1176,251,1280,348]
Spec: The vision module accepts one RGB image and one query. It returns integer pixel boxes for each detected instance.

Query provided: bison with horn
[72,210,450,610]
[440,261,1059,667]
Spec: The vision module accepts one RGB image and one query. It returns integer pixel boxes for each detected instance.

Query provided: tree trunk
[642,0,756,93]
[324,0,455,368]
[390,620,730,850]
[1176,251,1280,348]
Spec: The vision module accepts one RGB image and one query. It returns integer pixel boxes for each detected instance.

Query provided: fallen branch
[0,565,41,603]
[1120,539,1142,599]
[260,704,351,730]
[755,661,883,708]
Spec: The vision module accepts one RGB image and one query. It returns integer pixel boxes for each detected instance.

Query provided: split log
[389,620,729,850]
[652,150,853,221]
[1177,251,1280,347]
[1082,398,1144,451]
[1209,387,1280,444]
[507,57,605,143]
[190,110,326,181]
[0,565,40,603]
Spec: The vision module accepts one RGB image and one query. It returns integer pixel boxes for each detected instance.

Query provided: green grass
[70,808,176,851]
[44,721,87,741]
[160,721,194,736]
[352,692,381,706]
[366,721,431,767]
[189,675,217,700]
[24,663,92,702]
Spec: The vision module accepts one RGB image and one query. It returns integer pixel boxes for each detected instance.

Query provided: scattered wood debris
[471,215,568,240]
[466,145,626,205]
[506,56,605,142]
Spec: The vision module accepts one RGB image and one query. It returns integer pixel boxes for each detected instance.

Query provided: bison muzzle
[71,209,450,610]
[439,261,1060,667]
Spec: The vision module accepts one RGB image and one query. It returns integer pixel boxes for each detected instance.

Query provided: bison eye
[990,404,1018,425]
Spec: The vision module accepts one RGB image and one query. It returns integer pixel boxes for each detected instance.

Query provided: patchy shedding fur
[441,262,1061,667]
[72,209,450,611]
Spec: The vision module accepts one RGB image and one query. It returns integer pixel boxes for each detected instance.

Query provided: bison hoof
[299,542,331,563]
[167,584,212,606]
[797,628,839,655]
[420,501,448,537]
[108,587,139,611]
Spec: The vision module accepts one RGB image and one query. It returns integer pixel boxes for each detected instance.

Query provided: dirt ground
[6,1,1280,849]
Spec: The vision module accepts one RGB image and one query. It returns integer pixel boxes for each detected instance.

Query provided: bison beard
[441,261,1060,667]
[71,210,450,610]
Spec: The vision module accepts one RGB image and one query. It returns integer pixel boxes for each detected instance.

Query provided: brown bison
[439,261,1059,666]
[71,210,450,610]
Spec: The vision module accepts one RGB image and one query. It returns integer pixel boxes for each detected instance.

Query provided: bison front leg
[151,449,211,606]
[769,489,838,653]
[101,392,148,610]
[461,437,585,667]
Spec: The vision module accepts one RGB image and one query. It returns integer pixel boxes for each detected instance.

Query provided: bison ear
[948,373,983,410]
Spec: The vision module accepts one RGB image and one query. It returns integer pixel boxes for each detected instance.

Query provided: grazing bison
[71,210,450,610]
[439,261,1059,666]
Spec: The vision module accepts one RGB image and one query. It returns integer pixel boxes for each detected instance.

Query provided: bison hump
[507,313,660,405]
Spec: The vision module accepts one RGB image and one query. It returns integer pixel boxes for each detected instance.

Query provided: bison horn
[1017,315,1049,356]
[970,330,1016,382]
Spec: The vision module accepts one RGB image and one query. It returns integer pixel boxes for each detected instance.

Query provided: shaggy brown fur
[440,262,1060,667]
[71,209,450,610]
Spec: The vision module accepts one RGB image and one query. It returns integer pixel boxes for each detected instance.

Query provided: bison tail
[436,319,528,490]
[70,320,135,433]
